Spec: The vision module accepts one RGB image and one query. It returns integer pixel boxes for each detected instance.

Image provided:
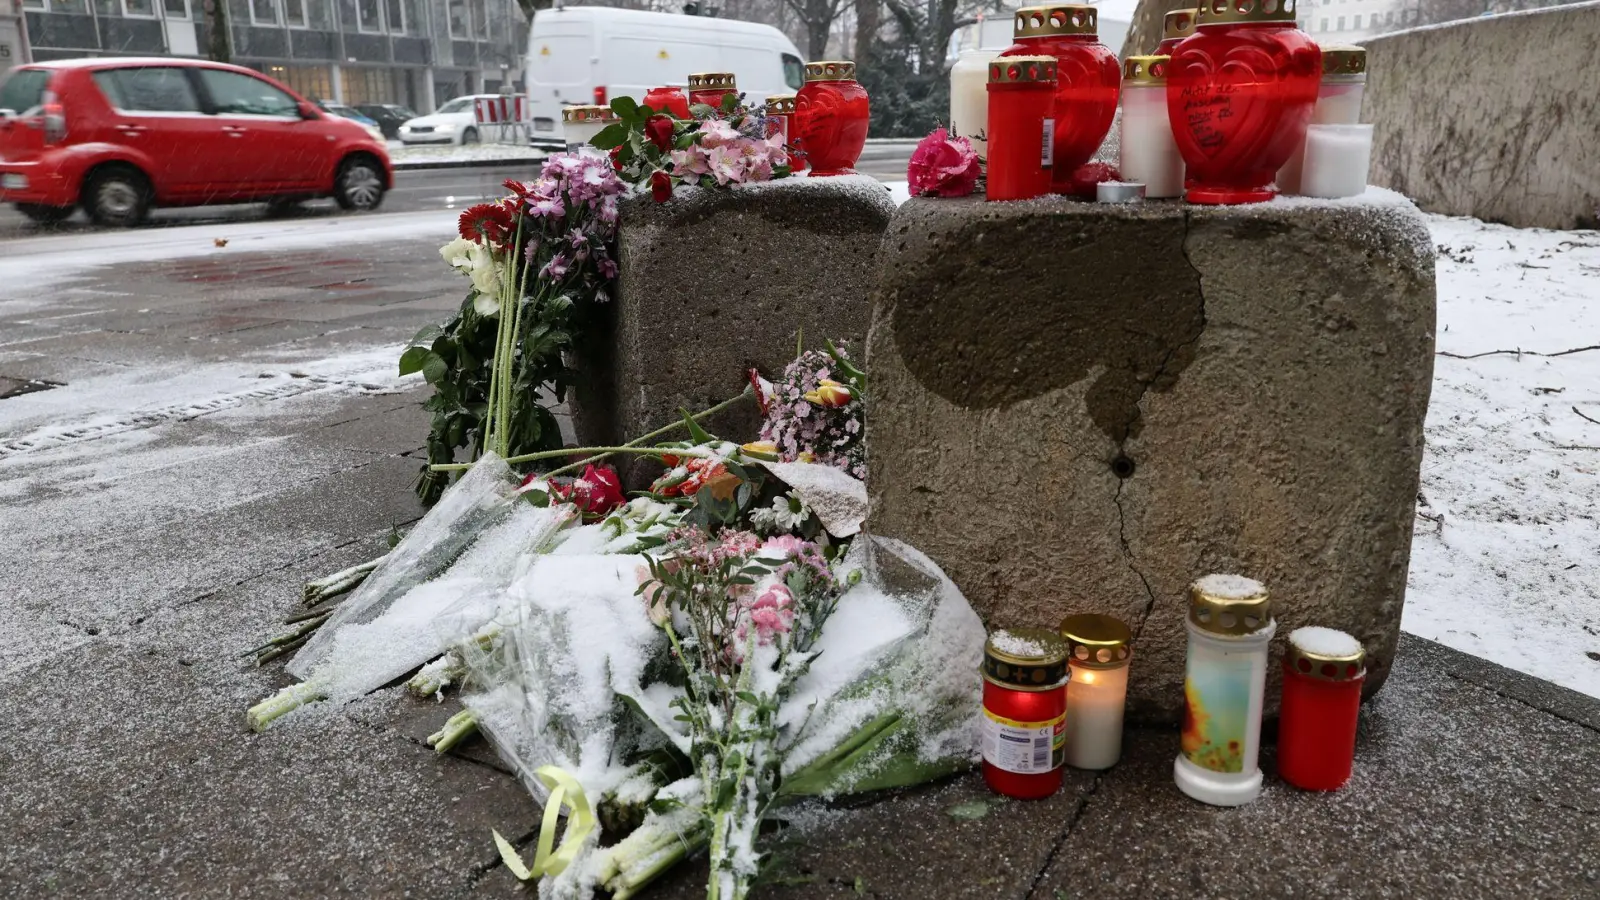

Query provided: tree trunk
[1121,0,1195,57]
[806,16,831,58]
[203,0,229,64]
[854,0,879,68]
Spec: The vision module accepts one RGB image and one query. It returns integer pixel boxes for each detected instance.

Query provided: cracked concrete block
[865,192,1436,723]
[570,175,896,487]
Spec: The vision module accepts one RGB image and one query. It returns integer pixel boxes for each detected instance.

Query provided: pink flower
[907,127,982,198]
[740,583,795,645]
[698,119,741,149]
[671,146,711,185]
[707,144,744,185]
[760,535,806,558]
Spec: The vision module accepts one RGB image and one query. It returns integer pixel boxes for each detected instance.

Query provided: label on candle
[1180,651,1255,773]
[1040,118,1055,168]
[981,709,1066,774]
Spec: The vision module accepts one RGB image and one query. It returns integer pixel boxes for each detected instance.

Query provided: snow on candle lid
[1188,574,1273,636]
[1287,626,1366,681]
[984,627,1069,689]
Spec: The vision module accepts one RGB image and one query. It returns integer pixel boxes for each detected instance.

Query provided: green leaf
[409,322,444,345]
[590,122,628,150]
[421,352,449,385]
[680,408,714,445]
[398,345,430,376]
[688,102,717,119]
[946,800,992,821]
[610,95,639,120]
[720,92,738,113]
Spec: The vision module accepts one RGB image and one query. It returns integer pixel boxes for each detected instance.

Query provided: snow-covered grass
[1402,215,1600,699]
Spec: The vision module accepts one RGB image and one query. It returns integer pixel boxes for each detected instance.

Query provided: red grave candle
[1155,8,1198,55]
[1167,0,1319,204]
[981,628,1069,800]
[794,60,870,177]
[643,85,691,119]
[998,5,1120,192]
[985,55,1057,202]
[1277,627,1365,791]
[686,72,738,113]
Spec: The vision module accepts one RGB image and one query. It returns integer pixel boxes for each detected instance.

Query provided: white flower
[750,493,809,535]
[442,237,505,313]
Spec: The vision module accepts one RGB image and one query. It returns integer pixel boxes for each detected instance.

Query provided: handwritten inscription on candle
[1180,82,1238,152]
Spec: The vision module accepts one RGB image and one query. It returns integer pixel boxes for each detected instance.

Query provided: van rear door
[527,12,594,138]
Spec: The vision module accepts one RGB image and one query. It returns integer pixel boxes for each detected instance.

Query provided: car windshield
[434,97,474,115]
[0,68,51,115]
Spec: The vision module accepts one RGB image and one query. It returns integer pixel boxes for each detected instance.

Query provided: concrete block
[570,175,896,486]
[1363,4,1600,229]
[865,191,1436,722]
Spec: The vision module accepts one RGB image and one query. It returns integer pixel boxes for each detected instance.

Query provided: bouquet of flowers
[593,94,792,203]
[246,345,985,900]
[402,154,625,505]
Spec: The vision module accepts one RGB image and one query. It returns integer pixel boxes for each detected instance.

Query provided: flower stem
[426,387,753,473]
[427,709,479,753]
[301,556,385,607]
[246,680,328,732]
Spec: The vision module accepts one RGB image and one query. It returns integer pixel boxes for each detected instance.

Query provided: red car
[0,58,391,226]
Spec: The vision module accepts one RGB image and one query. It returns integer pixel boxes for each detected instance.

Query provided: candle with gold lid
[1278,626,1365,791]
[687,72,738,111]
[1119,55,1184,199]
[795,60,870,176]
[562,105,618,154]
[1174,574,1275,807]
[1155,8,1197,54]
[986,55,1058,201]
[1058,614,1132,770]
[981,627,1069,799]
[1278,44,1369,194]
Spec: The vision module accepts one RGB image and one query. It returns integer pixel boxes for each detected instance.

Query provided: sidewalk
[2,239,1597,898]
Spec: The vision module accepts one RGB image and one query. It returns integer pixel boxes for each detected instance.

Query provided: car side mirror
[298,101,320,120]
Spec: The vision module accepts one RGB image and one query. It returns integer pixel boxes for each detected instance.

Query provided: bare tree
[855,0,881,65]
[783,0,852,57]
[1120,0,1194,57]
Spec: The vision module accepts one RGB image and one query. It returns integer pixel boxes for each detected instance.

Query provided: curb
[391,156,547,172]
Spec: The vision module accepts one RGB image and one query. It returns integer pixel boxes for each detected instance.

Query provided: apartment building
[16,0,529,112]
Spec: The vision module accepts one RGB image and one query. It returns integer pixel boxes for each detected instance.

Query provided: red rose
[907,127,982,198]
[1067,162,1122,199]
[552,464,626,520]
[608,145,624,173]
[644,114,675,153]
[650,170,672,203]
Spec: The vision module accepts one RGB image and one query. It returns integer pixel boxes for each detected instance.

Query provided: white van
[527,7,805,147]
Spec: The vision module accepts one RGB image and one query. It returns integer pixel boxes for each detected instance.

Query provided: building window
[122,0,157,17]
[1353,13,1361,27]
[162,0,190,19]
[449,0,468,38]
[357,0,381,31]
[251,0,280,26]
[1319,16,1328,29]
[471,0,489,39]
[385,0,405,33]
[1336,15,1345,28]
[285,0,308,27]
[22,0,45,10]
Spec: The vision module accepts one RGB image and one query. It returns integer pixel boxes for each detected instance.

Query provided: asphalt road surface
[0,146,914,242]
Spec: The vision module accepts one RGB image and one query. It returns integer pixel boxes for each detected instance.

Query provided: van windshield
[0,68,52,115]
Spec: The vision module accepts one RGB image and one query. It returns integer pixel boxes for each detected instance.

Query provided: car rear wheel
[334,156,386,212]
[460,127,479,146]
[16,203,75,225]
[83,166,151,227]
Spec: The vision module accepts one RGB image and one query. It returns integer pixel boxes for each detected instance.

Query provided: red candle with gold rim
[1166,0,1319,205]
[686,72,738,113]
[998,4,1120,192]
[643,85,690,119]
[985,55,1057,202]
[1277,627,1365,791]
[794,60,870,177]
[1155,8,1198,55]
[981,628,1069,800]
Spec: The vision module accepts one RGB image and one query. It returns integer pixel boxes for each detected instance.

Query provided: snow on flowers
[907,126,982,198]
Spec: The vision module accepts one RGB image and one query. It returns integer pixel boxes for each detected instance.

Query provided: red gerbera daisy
[458,203,514,245]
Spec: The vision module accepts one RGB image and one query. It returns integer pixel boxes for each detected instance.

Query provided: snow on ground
[1403,215,1600,698]
[386,140,544,166]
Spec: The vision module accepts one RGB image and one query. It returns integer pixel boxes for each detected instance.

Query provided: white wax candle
[1173,618,1276,807]
[1118,85,1184,199]
[564,119,604,151]
[1278,80,1366,195]
[1300,123,1373,199]
[1064,662,1129,769]
[949,49,1000,158]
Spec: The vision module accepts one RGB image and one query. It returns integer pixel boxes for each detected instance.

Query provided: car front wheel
[460,127,479,146]
[16,203,75,225]
[334,156,386,212]
[83,166,151,227]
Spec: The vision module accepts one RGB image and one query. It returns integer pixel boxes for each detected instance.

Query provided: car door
[87,66,217,199]
[194,68,328,192]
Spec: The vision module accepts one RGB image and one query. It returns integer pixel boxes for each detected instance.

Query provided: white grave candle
[1278,45,1367,195]
[1300,123,1373,199]
[1059,614,1133,770]
[1117,55,1183,199]
[950,49,1000,157]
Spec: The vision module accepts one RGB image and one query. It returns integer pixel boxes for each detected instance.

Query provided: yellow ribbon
[492,765,598,881]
